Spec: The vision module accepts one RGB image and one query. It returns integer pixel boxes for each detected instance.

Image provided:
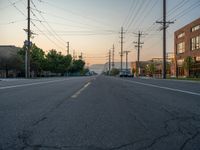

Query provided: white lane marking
[118,78,200,96]
[0,79,71,90]
[71,82,91,98]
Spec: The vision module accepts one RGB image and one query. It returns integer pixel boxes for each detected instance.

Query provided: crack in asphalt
[108,138,150,150]
[32,117,47,126]
[16,108,200,150]
[134,108,200,150]
[180,131,199,150]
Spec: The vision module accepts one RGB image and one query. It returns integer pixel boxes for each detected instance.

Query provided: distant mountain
[89,64,105,74]
[89,62,132,74]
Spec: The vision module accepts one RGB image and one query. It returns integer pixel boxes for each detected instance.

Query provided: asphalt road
[0,76,200,150]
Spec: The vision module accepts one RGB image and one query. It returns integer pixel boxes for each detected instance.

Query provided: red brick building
[175,18,200,77]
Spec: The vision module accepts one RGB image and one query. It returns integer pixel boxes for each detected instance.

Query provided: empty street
[0,76,200,150]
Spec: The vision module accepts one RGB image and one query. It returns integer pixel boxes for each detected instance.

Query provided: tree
[110,68,120,76]
[166,62,171,75]
[30,44,45,76]
[132,68,136,75]
[150,63,156,75]
[145,63,156,76]
[68,59,85,74]
[45,50,72,74]
[183,56,195,77]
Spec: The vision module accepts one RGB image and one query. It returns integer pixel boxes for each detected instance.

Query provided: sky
[0,0,200,66]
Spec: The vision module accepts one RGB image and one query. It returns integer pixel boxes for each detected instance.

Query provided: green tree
[110,68,120,76]
[45,50,72,74]
[183,56,195,77]
[68,59,85,74]
[132,68,136,75]
[166,63,171,75]
[30,44,45,76]
[145,63,156,76]
[149,63,156,75]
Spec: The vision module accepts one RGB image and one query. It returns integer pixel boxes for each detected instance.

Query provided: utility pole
[67,42,69,55]
[73,50,76,60]
[79,52,83,60]
[112,44,115,69]
[156,0,174,79]
[25,0,31,78]
[134,31,144,77]
[109,49,111,75]
[124,51,131,71]
[120,27,125,72]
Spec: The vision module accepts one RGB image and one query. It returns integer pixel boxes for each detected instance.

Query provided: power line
[167,0,189,17]
[30,21,64,50]
[135,0,159,30]
[122,0,136,27]
[170,1,200,21]
[126,0,144,32]
[7,0,26,17]
[30,0,66,47]
[0,0,23,10]
[38,0,113,29]
[0,19,26,25]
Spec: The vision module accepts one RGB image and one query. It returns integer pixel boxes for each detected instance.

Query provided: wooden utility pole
[134,31,144,77]
[120,27,125,72]
[67,42,69,55]
[112,44,115,69]
[156,0,174,79]
[26,0,31,78]
[109,49,111,75]
[124,51,131,71]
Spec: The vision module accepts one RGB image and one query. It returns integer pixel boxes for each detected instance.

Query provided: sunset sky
[0,0,200,65]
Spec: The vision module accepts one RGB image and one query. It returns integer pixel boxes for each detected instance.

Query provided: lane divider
[0,78,71,90]
[116,78,200,96]
[71,82,91,98]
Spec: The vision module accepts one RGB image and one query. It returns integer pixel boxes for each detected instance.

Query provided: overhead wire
[30,21,64,50]
[0,19,26,25]
[7,0,26,17]
[0,0,23,10]
[29,0,67,50]
[38,0,113,29]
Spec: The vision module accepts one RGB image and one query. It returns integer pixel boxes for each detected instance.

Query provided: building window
[191,25,200,32]
[191,35,200,51]
[177,59,184,66]
[177,32,185,39]
[177,42,185,54]
[196,56,200,62]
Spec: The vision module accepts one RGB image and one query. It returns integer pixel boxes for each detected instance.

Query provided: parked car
[119,69,133,77]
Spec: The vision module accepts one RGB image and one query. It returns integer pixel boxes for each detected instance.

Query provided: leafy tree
[45,49,59,72]
[30,44,45,76]
[132,68,136,75]
[110,68,120,76]
[183,56,195,77]
[145,63,156,76]
[45,50,72,74]
[149,63,156,75]
[166,63,171,75]
[68,59,85,73]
